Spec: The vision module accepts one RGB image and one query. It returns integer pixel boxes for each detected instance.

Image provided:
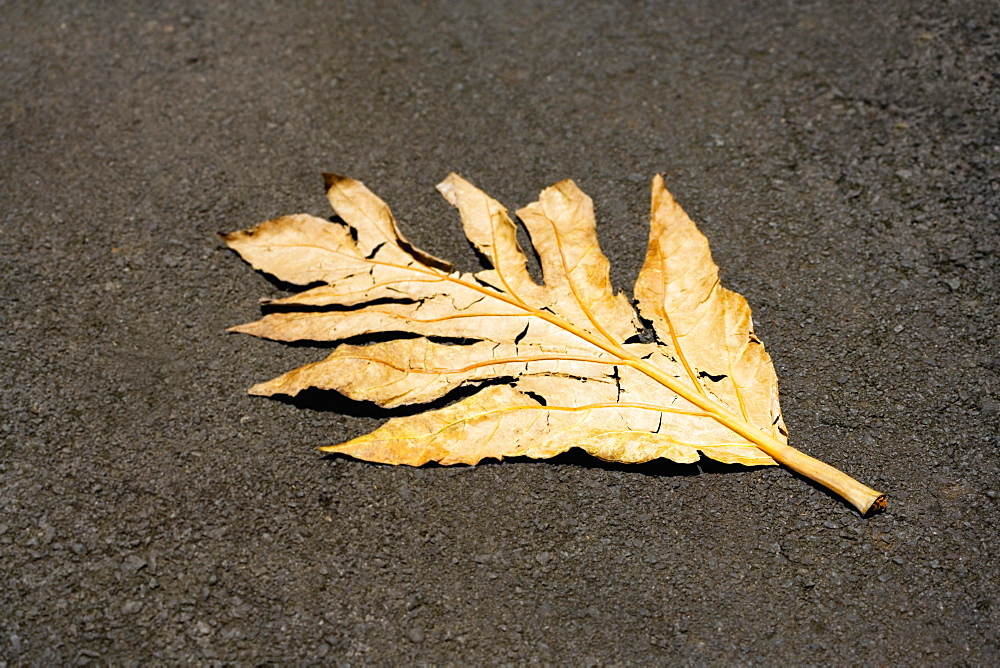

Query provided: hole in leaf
[365,242,385,259]
[523,390,547,406]
[426,335,483,346]
[261,297,418,314]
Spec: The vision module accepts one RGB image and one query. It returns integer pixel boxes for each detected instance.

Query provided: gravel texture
[1,1,998,663]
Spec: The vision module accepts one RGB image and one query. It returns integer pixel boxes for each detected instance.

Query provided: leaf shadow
[271,384,493,419]
[487,450,773,480]
[249,269,323,294]
[255,331,425,351]
[784,467,878,515]
[501,449,705,478]
[317,445,771,481]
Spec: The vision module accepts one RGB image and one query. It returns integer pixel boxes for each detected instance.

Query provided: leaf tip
[435,173,460,206]
[322,172,350,192]
[548,178,582,197]
[218,229,245,246]
[248,382,277,396]
[227,321,265,336]
[650,173,676,202]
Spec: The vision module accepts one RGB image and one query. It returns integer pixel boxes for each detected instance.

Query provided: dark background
[2,1,997,663]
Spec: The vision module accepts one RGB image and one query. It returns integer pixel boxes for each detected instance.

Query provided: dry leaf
[224,173,885,514]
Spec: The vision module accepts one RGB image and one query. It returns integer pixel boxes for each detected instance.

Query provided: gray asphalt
[2,1,997,664]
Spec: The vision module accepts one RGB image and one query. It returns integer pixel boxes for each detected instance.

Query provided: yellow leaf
[224,174,885,514]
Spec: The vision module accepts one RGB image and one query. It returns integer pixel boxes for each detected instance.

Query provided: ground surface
[2,1,998,664]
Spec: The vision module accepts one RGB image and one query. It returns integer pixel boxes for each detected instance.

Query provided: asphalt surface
[2,1,998,664]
